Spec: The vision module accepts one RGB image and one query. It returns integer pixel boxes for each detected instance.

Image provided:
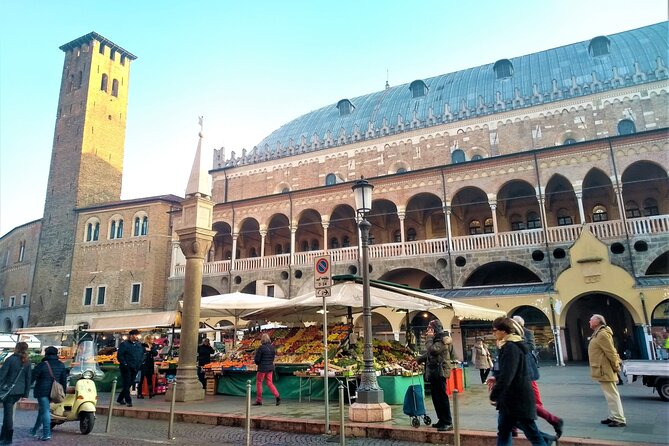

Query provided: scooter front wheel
[79,412,95,435]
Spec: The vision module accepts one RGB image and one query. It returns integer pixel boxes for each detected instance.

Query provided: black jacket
[141,344,159,372]
[0,354,32,398]
[117,340,144,369]
[31,354,68,398]
[490,340,536,420]
[254,343,276,372]
[197,344,215,367]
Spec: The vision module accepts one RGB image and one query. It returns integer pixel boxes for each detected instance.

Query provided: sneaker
[253,401,262,406]
[600,418,613,424]
[126,403,133,407]
[437,424,453,432]
[275,397,281,406]
[116,400,125,406]
[29,427,38,437]
[554,418,564,438]
[433,422,444,429]
[40,435,51,441]
[608,421,626,427]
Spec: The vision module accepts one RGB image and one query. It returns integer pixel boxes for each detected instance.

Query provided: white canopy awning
[247,281,446,323]
[15,325,81,335]
[185,292,291,320]
[87,311,177,332]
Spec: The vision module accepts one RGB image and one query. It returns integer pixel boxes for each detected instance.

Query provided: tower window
[77,71,83,89]
[141,216,148,235]
[409,80,428,98]
[83,287,93,306]
[493,59,514,79]
[99,43,105,54]
[617,119,636,135]
[325,173,338,185]
[588,36,611,57]
[336,99,354,116]
[17,241,25,262]
[96,286,106,305]
[101,74,108,92]
[110,49,116,61]
[111,79,119,97]
[120,54,126,66]
[451,149,466,164]
[131,283,141,304]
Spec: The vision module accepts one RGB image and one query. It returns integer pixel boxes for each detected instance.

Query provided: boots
[0,427,13,445]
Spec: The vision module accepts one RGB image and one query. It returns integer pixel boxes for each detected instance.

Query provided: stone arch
[509,305,554,361]
[621,160,669,217]
[267,213,290,255]
[463,261,542,286]
[378,268,445,289]
[295,209,323,252]
[212,221,233,261]
[582,168,616,222]
[353,312,393,340]
[404,192,445,241]
[3,318,11,333]
[450,186,490,236]
[496,179,539,232]
[327,204,357,249]
[645,252,669,275]
[544,173,579,225]
[368,199,400,245]
[237,217,260,259]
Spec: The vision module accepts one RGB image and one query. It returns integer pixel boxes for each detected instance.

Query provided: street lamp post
[349,179,391,422]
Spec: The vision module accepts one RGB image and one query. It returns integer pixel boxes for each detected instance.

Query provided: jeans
[118,365,138,404]
[32,396,51,437]
[1,394,20,432]
[429,377,452,426]
[255,371,279,402]
[497,412,547,446]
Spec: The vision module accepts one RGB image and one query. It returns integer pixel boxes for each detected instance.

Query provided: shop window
[643,198,659,216]
[484,218,494,234]
[526,211,541,229]
[511,214,525,231]
[557,208,573,226]
[617,119,636,135]
[83,287,93,306]
[592,205,608,222]
[625,201,641,218]
[469,220,482,235]
[131,283,141,303]
[407,228,417,241]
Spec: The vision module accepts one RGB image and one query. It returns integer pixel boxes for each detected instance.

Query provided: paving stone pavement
[7,407,436,446]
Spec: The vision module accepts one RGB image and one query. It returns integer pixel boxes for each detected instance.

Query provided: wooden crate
[205,378,217,395]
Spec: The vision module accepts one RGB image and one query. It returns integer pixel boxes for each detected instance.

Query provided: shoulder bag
[0,366,24,401]
[45,361,66,403]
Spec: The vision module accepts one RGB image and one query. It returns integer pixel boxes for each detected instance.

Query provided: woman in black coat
[489,317,546,446]
[138,335,158,398]
[0,342,32,444]
[30,346,67,441]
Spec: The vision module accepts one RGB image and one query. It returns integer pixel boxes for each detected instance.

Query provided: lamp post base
[348,402,392,422]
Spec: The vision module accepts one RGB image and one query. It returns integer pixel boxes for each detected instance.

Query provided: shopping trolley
[402,382,432,428]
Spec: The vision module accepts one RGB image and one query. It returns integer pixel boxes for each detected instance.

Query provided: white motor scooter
[50,340,104,435]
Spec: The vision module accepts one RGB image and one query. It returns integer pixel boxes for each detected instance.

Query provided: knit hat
[45,346,58,356]
[428,319,444,334]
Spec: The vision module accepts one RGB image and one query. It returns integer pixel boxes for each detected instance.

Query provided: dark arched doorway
[511,306,555,362]
[464,261,542,286]
[651,299,669,360]
[378,268,444,289]
[564,293,636,361]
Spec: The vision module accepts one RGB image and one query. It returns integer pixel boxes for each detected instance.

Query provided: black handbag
[0,367,24,402]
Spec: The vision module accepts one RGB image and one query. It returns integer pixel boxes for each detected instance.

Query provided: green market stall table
[293,372,358,404]
[376,375,425,405]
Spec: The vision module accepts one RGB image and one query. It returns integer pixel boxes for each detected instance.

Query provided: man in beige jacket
[588,314,626,427]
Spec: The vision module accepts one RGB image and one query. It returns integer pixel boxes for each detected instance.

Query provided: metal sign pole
[323,294,330,435]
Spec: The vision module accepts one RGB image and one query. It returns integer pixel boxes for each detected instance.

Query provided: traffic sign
[315,288,331,297]
[314,255,332,289]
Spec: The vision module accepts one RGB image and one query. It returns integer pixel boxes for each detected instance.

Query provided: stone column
[231,233,239,270]
[612,183,626,222]
[445,204,453,251]
[536,192,548,229]
[259,229,267,258]
[290,225,297,265]
[170,240,180,277]
[170,225,215,402]
[574,189,586,224]
[489,201,499,245]
[398,210,406,256]
[322,220,329,252]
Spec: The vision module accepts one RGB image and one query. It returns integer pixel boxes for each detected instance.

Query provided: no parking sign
[314,255,332,289]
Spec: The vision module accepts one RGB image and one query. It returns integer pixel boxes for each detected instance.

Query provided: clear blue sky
[0,0,666,236]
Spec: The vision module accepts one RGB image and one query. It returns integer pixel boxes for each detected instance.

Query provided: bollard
[105,379,117,433]
[338,383,345,446]
[245,380,251,446]
[167,381,177,440]
[452,389,460,446]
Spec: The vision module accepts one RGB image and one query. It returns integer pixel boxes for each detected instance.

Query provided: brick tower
[29,33,136,326]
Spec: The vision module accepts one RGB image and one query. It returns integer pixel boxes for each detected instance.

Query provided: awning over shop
[186,292,292,320]
[15,325,81,335]
[86,311,177,332]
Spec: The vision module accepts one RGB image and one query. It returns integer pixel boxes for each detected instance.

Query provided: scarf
[497,333,523,348]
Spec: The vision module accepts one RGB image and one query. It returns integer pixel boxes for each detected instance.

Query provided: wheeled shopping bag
[403,384,432,428]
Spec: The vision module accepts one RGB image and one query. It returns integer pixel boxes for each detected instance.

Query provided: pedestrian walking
[138,335,158,399]
[588,314,626,427]
[0,342,32,444]
[416,319,456,432]
[253,334,280,406]
[472,337,493,383]
[489,317,547,446]
[513,316,564,438]
[117,329,144,407]
[197,338,215,388]
[29,346,67,441]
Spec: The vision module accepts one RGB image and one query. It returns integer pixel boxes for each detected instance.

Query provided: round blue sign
[316,258,329,274]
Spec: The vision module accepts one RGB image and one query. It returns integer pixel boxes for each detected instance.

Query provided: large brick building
[1,23,667,362]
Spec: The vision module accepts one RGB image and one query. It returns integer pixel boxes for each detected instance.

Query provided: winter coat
[254,343,276,373]
[197,344,215,367]
[490,339,536,420]
[416,333,456,381]
[141,343,159,373]
[31,354,68,399]
[522,328,540,381]
[117,339,144,370]
[0,354,32,398]
[472,344,493,370]
[588,325,621,383]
